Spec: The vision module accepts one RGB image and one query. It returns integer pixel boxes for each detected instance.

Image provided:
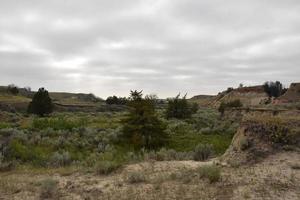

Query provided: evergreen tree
[28,88,53,116]
[122,90,168,150]
[7,84,19,95]
[263,81,286,97]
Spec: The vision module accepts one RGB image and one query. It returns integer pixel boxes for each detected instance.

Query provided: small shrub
[126,171,146,184]
[32,117,87,131]
[0,122,11,129]
[193,144,213,161]
[0,153,15,172]
[166,94,195,119]
[198,165,221,183]
[95,161,121,175]
[49,151,72,167]
[39,178,58,199]
[240,137,251,151]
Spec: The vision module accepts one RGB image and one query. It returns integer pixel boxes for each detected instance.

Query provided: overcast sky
[0,0,299,98]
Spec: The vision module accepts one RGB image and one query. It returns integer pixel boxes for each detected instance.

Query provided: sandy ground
[0,151,299,200]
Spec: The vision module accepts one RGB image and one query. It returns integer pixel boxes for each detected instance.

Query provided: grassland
[0,106,237,172]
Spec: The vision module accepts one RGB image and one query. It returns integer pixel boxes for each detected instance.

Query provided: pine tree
[122,90,168,150]
[28,88,53,117]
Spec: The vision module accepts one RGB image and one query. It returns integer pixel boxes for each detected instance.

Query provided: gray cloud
[0,0,299,98]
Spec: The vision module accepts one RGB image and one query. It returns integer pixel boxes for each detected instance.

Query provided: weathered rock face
[220,111,300,166]
[275,82,300,104]
[212,85,269,108]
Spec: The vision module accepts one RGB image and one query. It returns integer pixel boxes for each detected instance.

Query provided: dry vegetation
[0,151,299,200]
[0,84,300,200]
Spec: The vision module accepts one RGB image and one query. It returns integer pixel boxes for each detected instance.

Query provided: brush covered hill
[0,86,104,112]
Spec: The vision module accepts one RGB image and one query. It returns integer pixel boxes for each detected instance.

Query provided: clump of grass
[39,178,58,199]
[193,144,214,161]
[125,171,147,184]
[95,160,121,175]
[144,148,193,161]
[197,165,221,183]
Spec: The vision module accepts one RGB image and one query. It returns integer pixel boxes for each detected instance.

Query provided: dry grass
[0,151,299,200]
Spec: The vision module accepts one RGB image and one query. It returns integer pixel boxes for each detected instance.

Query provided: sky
[0,0,300,98]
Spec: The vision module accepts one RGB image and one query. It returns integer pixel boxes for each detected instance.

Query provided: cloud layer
[0,0,299,98]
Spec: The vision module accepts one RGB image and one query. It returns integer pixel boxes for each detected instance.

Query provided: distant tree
[106,95,127,105]
[145,93,158,102]
[239,83,244,88]
[263,81,286,97]
[122,90,168,150]
[7,84,19,95]
[225,87,234,94]
[166,94,197,119]
[24,87,31,92]
[28,88,53,117]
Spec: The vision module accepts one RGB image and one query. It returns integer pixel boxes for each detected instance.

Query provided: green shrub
[95,160,121,175]
[198,165,221,183]
[0,122,11,129]
[39,178,58,199]
[32,117,87,131]
[193,144,213,161]
[144,148,193,161]
[49,151,72,167]
[166,94,195,119]
[126,171,146,184]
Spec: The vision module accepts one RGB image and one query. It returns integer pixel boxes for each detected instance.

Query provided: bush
[198,165,221,183]
[144,148,193,161]
[193,144,213,161]
[49,151,72,167]
[0,153,15,172]
[32,117,87,130]
[106,96,127,105]
[166,94,195,119]
[95,160,121,175]
[126,171,146,184]
[39,178,58,199]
